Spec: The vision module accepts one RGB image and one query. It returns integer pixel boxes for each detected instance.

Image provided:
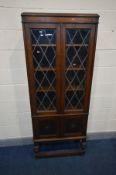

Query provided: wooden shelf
[35,67,56,72]
[36,86,56,92]
[66,67,85,71]
[35,67,85,72]
[32,44,56,47]
[66,86,84,91]
[66,44,88,47]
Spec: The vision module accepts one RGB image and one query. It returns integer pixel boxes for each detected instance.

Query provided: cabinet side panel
[22,23,37,115]
[84,24,98,112]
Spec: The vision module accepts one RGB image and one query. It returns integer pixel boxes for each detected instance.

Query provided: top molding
[21,13,99,17]
[21,13,99,24]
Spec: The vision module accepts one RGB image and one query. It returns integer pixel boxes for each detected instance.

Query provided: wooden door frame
[60,24,98,114]
[22,23,61,116]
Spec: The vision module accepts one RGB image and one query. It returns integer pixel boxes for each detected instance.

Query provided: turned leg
[34,143,40,153]
[80,139,86,150]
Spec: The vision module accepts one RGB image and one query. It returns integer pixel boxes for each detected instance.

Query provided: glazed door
[61,24,96,113]
[25,24,61,115]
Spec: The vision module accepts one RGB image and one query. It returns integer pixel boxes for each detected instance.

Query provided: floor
[0,139,116,175]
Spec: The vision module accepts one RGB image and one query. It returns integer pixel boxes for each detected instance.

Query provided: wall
[0,0,116,140]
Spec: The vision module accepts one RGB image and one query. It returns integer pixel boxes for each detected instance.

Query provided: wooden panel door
[60,24,97,114]
[23,24,61,115]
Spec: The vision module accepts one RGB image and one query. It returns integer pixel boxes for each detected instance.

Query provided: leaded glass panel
[31,29,56,111]
[65,29,90,110]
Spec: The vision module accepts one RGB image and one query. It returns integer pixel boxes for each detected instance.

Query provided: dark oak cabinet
[22,13,99,157]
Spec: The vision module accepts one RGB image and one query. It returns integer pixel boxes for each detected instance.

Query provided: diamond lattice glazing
[65,29,90,109]
[31,29,56,111]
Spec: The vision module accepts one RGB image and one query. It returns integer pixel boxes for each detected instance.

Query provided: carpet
[0,139,116,175]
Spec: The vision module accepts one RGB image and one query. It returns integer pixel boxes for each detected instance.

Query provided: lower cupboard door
[32,118,59,139]
[62,117,87,137]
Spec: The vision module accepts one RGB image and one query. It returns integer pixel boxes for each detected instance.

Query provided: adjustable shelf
[35,67,56,72]
[32,44,56,47]
[66,44,88,47]
[66,67,85,71]
[65,86,84,91]
[36,86,56,92]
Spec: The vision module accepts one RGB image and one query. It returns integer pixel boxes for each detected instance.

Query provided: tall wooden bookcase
[22,13,99,157]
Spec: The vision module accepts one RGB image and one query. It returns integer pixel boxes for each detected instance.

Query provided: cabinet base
[34,139,86,158]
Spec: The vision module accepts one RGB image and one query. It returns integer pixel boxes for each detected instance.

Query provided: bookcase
[22,13,99,157]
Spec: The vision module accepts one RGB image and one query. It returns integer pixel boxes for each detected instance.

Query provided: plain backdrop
[0,0,116,140]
